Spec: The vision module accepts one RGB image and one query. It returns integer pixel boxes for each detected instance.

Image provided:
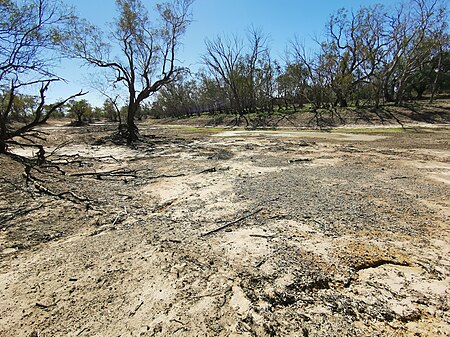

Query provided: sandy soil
[0,121,449,336]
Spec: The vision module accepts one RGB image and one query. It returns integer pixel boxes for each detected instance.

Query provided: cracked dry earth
[0,123,449,336]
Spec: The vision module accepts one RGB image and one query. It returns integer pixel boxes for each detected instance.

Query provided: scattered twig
[76,327,88,336]
[112,213,123,226]
[288,158,312,163]
[312,219,324,226]
[148,173,186,180]
[201,207,264,237]
[129,300,144,317]
[41,164,66,175]
[153,199,177,213]
[173,327,188,334]
[94,155,121,163]
[199,167,216,174]
[46,141,72,158]
[249,234,275,239]
[35,301,57,309]
[255,257,268,268]
[88,225,115,237]
[53,153,80,159]
[170,319,185,325]
[107,206,128,226]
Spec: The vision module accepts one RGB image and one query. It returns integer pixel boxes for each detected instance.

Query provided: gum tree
[66,0,193,144]
[0,0,84,156]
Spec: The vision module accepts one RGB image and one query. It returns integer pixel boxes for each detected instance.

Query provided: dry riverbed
[0,122,449,336]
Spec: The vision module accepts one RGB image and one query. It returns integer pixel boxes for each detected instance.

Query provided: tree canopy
[0,0,84,156]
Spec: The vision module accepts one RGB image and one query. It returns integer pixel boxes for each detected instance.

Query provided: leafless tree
[202,28,272,124]
[202,34,244,114]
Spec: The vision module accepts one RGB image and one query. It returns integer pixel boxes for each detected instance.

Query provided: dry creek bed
[0,123,449,337]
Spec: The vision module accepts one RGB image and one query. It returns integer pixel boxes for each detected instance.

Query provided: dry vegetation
[0,112,449,336]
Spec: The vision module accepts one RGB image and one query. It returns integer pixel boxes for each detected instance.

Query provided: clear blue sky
[48,0,401,106]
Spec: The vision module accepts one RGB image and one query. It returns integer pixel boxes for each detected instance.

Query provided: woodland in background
[151,0,450,123]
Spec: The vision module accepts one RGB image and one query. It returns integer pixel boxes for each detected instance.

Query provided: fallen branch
[7,140,46,163]
[70,169,138,179]
[166,239,182,244]
[354,259,410,271]
[49,153,85,167]
[201,207,263,237]
[0,204,44,227]
[88,225,115,236]
[32,181,90,203]
[24,171,90,204]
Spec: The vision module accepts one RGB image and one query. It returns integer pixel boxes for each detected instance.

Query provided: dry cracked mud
[0,121,449,336]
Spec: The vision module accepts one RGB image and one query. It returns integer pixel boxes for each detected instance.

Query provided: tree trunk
[126,103,139,145]
[0,139,6,154]
[0,116,7,153]
[384,83,394,103]
[430,50,442,103]
[339,97,348,108]
[416,87,425,100]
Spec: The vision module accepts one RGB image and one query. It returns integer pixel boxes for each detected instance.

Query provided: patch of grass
[164,125,229,133]
[329,127,413,134]
[329,126,450,134]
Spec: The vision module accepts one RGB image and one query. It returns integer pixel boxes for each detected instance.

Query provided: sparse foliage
[0,0,85,156]
[152,0,448,124]
[64,0,193,143]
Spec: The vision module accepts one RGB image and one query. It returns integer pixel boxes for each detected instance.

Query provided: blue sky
[48,0,400,106]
